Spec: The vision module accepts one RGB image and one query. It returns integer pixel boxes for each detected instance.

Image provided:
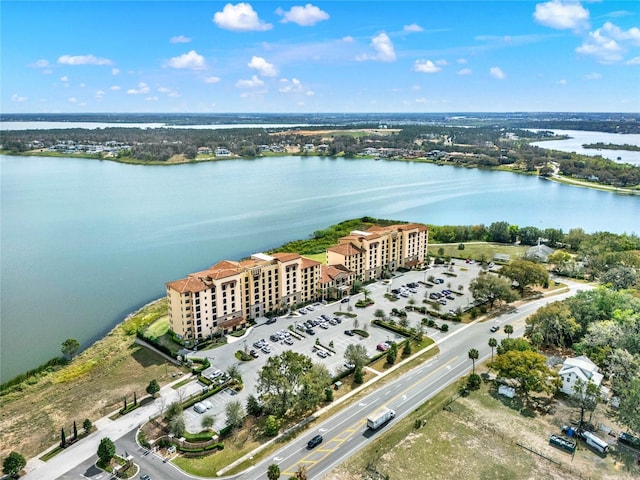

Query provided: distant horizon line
[2,111,638,116]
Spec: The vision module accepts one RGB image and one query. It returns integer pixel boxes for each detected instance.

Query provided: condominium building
[326,223,429,281]
[166,223,428,341]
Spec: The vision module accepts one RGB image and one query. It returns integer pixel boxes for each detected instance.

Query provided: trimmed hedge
[353,329,369,338]
[372,319,412,338]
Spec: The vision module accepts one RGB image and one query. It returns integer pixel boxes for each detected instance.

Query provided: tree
[73,420,78,440]
[264,415,280,436]
[165,401,182,421]
[246,394,263,417]
[488,221,511,243]
[402,339,412,357]
[617,377,640,435]
[97,437,116,466]
[492,350,558,402]
[503,324,514,338]
[500,259,549,295]
[168,414,185,437]
[225,400,245,430]
[256,351,329,417]
[2,451,26,477]
[600,266,639,290]
[201,415,215,431]
[61,338,80,360]
[293,465,308,480]
[354,365,364,384]
[468,348,479,375]
[227,364,242,382]
[374,308,386,321]
[146,379,160,398]
[497,337,533,355]
[571,378,601,431]
[83,418,92,433]
[469,273,517,309]
[60,427,66,448]
[386,343,398,366]
[488,338,498,363]
[267,463,281,480]
[525,301,582,348]
[344,344,369,368]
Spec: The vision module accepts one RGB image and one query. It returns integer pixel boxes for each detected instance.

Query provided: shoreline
[2,149,638,195]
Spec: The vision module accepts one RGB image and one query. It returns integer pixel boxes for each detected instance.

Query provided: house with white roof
[559,355,604,396]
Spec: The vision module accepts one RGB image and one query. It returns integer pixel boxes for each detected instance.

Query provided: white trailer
[367,407,395,430]
[582,431,609,454]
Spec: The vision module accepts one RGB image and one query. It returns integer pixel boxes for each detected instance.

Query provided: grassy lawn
[0,300,185,461]
[429,242,529,262]
[304,252,326,264]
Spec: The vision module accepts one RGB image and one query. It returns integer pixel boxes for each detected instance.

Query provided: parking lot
[185,260,484,433]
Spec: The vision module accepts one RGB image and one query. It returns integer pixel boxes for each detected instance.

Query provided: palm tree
[488,337,497,363]
[267,463,280,480]
[468,348,479,375]
[504,324,514,338]
[362,288,371,302]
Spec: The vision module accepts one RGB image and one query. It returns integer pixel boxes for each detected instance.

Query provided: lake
[530,129,640,165]
[1,154,639,381]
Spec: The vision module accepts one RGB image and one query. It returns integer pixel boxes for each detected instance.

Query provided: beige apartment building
[166,223,428,341]
[327,223,429,281]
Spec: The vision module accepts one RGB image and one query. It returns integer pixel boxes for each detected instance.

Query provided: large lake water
[1,154,639,382]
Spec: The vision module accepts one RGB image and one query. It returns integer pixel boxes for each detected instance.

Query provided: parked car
[306,328,316,335]
[253,340,264,348]
[307,434,323,449]
[321,314,330,321]
[140,474,151,480]
[299,308,307,314]
[249,349,259,358]
[333,317,342,324]
[266,317,277,324]
[344,330,355,336]
[193,402,207,414]
[377,343,390,351]
[317,350,328,358]
[319,322,329,329]
[208,369,223,380]
[438,299,447,305]
[261,345,271,353]
[284,337,294,345]
[307,305,315,311]
[341,297,350,303]
[435,278,445,284]
[328,318,337,325]
[490,325,500,333]
[344,362,355,370]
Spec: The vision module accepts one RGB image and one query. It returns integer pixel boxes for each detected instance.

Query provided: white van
[193,402,207,414]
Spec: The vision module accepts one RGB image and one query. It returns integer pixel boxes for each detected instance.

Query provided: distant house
[559,355,604,396]
[197,146,212,155]
[525,244,555,262]
[215,147,231,157]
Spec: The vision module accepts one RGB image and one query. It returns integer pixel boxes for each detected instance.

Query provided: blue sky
[2,0,639,113]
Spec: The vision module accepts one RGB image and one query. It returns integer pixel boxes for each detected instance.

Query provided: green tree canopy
[61,338,80,360]
[201,414,215,431]
[525,301,582,348]
[146,379,160,398]
[2,451,26,477]
[344,343,369,368]
[500,259,549,295]
[617,377,640,435]
[468,348,479,375]
[492,350,558,402]
[469,273,518,309]
[267,463,281,480]
[225,400,245,430]
[97,437,116,465]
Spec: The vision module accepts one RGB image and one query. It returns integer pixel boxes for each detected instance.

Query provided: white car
[317,350,328,358]
[193,402,207,414]
[284,337,294,345]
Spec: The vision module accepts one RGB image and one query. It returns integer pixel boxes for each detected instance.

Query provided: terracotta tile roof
[166,275,209,293]
[208,260,243,279]
[327,242,364,256]
[300,256,321,268]
[271,252,301,262]
[219,316,246,329]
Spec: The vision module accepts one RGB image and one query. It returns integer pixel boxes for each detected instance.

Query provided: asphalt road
[35,269,588,480]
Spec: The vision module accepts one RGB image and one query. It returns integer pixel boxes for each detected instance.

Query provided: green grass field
[429,242,529,262]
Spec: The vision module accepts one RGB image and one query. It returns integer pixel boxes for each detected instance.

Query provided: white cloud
[110,85,121,91]
[576,22,640,63]
[60,76,69,82]
[11,94,27,102]
[435,59,448,66]
[79,83,86,88]
[248,56,278,76]
[557,79,567,85]
[404,23,423,33]
[277,4,329,26]
[584,72,602,80]
[204,76,221,84]
[358,32,396,62]
[489,66,506,79]
[112,68,120,76]
[414,59,441,73]
[213,3,272,32]
[32,59,49,68]
[127,82,150,94]
[626,56,640,65]
[57,54,113,65]
[342,36,354,43]
[457,68,472,75]
[67,97,78,103]
[457,58,468,64]
[533,0,590,31]
[279,77,313,95]
[95,90,105,98]
[170,35,192,44]
[167,50,206,69]
[235,75,264,88]
[145,96,159,101]
[158,87,180,97]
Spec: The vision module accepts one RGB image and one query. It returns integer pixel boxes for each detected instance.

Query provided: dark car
[140,475,151,480]
[341,297,350,303]
[306,328,316,335]
[307,434,323,449]
[490,325,500,333]
[249,349,259,358]
[344,330,355,336]
[266,317,277,324]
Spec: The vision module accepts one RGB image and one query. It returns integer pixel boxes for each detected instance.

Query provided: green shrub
[439,324,449,332]
[467,373,481,390]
